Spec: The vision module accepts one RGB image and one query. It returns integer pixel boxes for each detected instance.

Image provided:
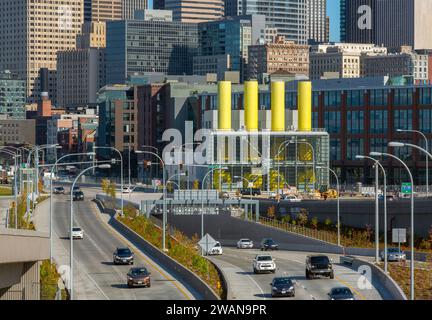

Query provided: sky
[148,0,341,41]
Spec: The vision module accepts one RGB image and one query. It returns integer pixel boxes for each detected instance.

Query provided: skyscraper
[84,0,123,22]
[224,0,309,44]
[164,0,224,23]
[0,0,84,103]
[340,0,374,44]
[307,0,328,44]
[122,0,148,19]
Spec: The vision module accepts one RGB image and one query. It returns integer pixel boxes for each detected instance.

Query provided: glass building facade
[0,71,26,119]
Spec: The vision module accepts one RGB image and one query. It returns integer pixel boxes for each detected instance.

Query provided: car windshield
[311,256,329,264]
[214,243,221,247]
[130,268,148,276]
[117,248,131,255]
[241,239,251,242]
[388,248,402,253]
[274,278,292,286]
[332,288,352,295]
[264,239,275,244]
[72,228,81,232]
[257,256,272,261]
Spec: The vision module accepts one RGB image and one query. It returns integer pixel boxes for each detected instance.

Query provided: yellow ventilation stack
[271,81,285,132]
[298,81,312,132]
[217,81,232,130]
[244,80,258,131]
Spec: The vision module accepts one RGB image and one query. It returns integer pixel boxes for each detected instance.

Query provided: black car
[260,238,279,251]
[113,247,134,265]
[72,190,84,201]
[72,186,81,192]
[53,186,65,194]
[306,255,334,279]
[241,188,261,196]
[270,277,295,297]
[127,267,151,288]
[328,287,355,300]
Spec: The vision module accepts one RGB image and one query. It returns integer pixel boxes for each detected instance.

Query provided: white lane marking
[245,273,266,300]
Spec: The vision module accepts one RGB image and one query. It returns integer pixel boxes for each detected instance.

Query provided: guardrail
[93,197,221,300]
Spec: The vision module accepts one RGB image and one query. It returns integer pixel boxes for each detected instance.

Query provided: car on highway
[53,186,65,194]
[69,227,84,240]
[126,266,151,288]
[71,186,81,192]
[380,248,406,262]
[270,277,295,297]
[328,287,355,300]
[260,238,279,251]
[237,238,254,249]
[122,186,133,193]
[113,247,134,265]
[282,195,301,202]
[72,190,84,201]
[253,254,276,274]
[306,255,334,279]
[219,191,230,200]
[208,241,223,255]
[241,188,261,196]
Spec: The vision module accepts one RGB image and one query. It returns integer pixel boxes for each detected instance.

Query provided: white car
[237,238,254,249]
[380,248,406,262]
[69,227,84,240]
[283,195,301,202]
[253,255,276,274]
[208,242,223,255]
[122,187,133,193]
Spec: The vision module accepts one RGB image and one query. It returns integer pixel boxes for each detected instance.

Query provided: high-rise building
[341,0,432,51]
[163,0,224,23]
[122,0,148,19]
[225,0,308,44]
[84,0,122,22]
[307,0,327,44]
[105,14,199,84]
[0,0,84,103]
[77,22,107,49]
[0,71,26,119]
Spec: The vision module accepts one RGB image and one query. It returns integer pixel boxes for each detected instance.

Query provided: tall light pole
[234,176,253,219]
[357,155,388,270]
[141,145,159,184]
[372,150,415,300]
[201,166,228,255]
[167,172,186,191]
[69,163,111,300]
[49,152,95,263]
[137,150,167,251]
[397,129,429,198]
[317,166,340,247]
[173,143,199,190]
[94,146,124,214]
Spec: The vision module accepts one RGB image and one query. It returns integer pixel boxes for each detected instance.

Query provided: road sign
[198,233,217,254]
[401,183,412,194]
[392,228,406,243]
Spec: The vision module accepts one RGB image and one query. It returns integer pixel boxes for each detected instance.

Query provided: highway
[47,190,193,300]
[209,247,391,300]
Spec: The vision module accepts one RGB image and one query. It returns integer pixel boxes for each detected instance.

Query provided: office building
[225,0,308,44]
[0,0,84,103]
[193,55,231,80]
[77,22,107,49]
[57,48,106,108]
[341,0,432,51]
[197,15,266,81]
[0,119,36,146]
[84,0,122,22]
[248,36,310,82]
[105,17,199,84]
[0,71,26,119]
[307,0,327,43]
[122,0,148,19]
[164,0,224,23]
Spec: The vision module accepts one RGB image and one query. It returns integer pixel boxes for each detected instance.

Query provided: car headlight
[289,286,294,290]
[272,287,278,291]
[127,276,133,281]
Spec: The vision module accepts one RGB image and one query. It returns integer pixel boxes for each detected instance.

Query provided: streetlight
[201,166,228,255]
[371,150,415,300]
[26,144,59,196]
[234,176,253,220]
[69,163,111,300]
[397,129,429,198]
[167,172,186,191]
[357,155,388,269]
[93,146,124,214]
[317,165,340,247]
[136,150,168,251]
[141,145,159,184]
[49,152,95,263]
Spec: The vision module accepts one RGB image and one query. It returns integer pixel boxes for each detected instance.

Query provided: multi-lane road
[41,189,193,300]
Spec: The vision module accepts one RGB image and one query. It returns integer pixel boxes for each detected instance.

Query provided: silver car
[237,238,254,249]
[380,248,406,262]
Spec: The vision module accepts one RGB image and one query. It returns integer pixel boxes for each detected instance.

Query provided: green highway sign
[401,182,412,194]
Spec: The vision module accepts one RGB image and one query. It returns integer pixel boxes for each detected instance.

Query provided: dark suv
[260,238,279,251]
[113,247,134,265]
[72,190,84,201]
[306,255,334,279]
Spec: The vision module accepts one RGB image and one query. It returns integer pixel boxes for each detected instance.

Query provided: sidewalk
[0,197,13,229]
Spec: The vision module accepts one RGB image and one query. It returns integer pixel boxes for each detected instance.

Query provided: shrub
[267,206,276,219]
[281,215,291,224]
[310,217,319,229]
[296,209,308,226]
[324,218,332,229]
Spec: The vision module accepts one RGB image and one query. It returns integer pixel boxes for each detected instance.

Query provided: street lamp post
[357,155,388,270]
[69,163,111,300]
[141,145,159,185]
[201,166,228,255]
[372,150,415,300]
[397,129,429,198]
[317,166,340,247]
[49,152,95,263]
[234,176,253,219]
[167,172,186,191]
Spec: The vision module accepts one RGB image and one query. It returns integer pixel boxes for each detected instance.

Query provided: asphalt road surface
[209,247,391,300]
[50,192,193,300]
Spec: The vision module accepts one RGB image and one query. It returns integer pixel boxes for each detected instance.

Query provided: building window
[370,89,388,106]
[393,89,413,106]
[330,139,341,160]
[324,91,341,107]
[313,92,319,108]
[346,90,364,107]
[393,109,412,130]
[419,88,432,105]
[370,110,388,134]
[324,111,341,133]
[312,112,318,129]
[420,109,432,133]
[370,138,388,154]
[347,111,364,134]
[346,138,364,160]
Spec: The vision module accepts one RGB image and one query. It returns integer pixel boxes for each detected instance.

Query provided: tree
[193,180,200,190]
[324,218,332,229]
[296,209,308,226]
[267,206,276,219]
[311,216,319,230]
[281,215,291,224]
